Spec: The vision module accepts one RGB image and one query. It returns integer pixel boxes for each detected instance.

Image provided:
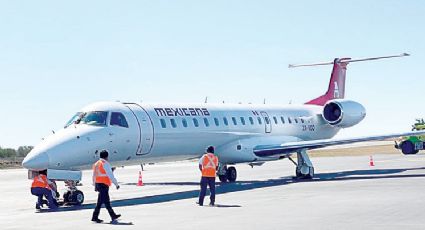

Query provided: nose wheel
[217,164,237,182]
[63,181,84,205]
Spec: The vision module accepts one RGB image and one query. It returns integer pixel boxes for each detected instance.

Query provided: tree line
[0,146,33,158]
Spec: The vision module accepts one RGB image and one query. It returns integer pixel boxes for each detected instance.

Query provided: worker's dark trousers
[92,183,117,220]
[31,187,57,209]
[198,176,216,205]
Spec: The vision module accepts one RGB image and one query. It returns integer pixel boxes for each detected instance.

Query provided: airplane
[22,53,425,205]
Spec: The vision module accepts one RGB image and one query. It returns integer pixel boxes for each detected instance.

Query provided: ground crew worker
[31,170,58,210]
[197,145,219,206]
[91,150,121,223]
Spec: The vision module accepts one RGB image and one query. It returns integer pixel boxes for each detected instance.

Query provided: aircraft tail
[288,53,410,106]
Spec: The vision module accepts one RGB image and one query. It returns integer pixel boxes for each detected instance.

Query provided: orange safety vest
[201,153,218,177]
[31,174,50,190]
[93,159,112,186]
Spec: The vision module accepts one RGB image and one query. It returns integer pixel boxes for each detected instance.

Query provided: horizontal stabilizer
[288,53,409,68]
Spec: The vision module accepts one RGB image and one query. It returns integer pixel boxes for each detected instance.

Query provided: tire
[306,167,314,179]
[73,190,84,205]
[295,169,302,178]
[218,175,228,183]
[226,166,237,182]
[296,167,314,179]
[63,191,71,203]
[400,140,416,155]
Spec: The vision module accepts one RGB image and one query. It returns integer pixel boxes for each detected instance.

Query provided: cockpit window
[78,111,108,126]
[64,112,83,128]
[110,112,129,128]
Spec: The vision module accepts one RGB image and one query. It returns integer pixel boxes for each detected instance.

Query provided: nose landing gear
[217,164,237,182]
[63,180,84,205]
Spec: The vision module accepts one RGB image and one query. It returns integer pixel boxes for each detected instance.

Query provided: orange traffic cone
[137,171,144,186]
[369,156,375,167]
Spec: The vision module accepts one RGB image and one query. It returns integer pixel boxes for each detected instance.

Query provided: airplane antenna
[288,53,409,68]
[204,96,208,103]
[263,98,266,104]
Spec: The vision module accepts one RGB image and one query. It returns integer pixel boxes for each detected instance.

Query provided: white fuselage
[23,101,340,171]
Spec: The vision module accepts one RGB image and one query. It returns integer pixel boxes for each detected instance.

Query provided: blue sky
[0,1,424,148]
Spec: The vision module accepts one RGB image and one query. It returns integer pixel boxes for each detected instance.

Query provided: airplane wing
[253,130,425,157]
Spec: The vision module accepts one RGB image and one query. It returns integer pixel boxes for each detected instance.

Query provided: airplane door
[260,111,272,133]
[125,103,154,155]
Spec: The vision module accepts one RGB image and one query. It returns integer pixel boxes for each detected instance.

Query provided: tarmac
[1,153,425,230]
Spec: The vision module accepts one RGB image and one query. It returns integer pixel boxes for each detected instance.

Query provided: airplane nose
[22,152,49,170]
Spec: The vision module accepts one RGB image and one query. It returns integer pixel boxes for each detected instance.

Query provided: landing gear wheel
[218,175,228,183]
[226,166,237,182]
[63,191,71,203]
[400,141,418,155]
[73,190,84,205]
[296,166,314,179]
[306,167,314,179]
[63,190,84,205]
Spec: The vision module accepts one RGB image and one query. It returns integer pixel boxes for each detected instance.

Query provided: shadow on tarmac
[52,166,425,213]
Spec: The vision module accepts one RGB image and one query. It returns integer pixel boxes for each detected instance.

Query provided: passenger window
[170,119,177,128]
[160,119,167,128]
[281,116,285,124]
[223,117,229,126]
[182,119,188,127]
[294,118,298,124]
[232,117,237,125]
[110,112,129,128]
[273,116,278,124]
[249,117,254,125]
[301,118,305,124]
[193,118,199,127]
[265,117,270,124]
[288,118,292,124]
[214,118,219,126]
[240,117,245,125]
[257,117,262,125]
[204,118,210,127]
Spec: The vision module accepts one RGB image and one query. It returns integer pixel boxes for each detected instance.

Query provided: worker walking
[197,146,219,206]
[31,170,58,210]
[91,150,121,223]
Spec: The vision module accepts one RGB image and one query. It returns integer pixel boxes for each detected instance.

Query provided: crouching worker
[31,170,58,210]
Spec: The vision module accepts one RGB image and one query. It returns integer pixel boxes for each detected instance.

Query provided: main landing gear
[217,164,237,183]
[63,180,84,205]
[288,149,314,179]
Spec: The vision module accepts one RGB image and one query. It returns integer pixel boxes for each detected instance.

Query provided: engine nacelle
[322,99,366,128]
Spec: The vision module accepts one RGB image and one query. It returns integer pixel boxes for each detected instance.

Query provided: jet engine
[322,99,366,128]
